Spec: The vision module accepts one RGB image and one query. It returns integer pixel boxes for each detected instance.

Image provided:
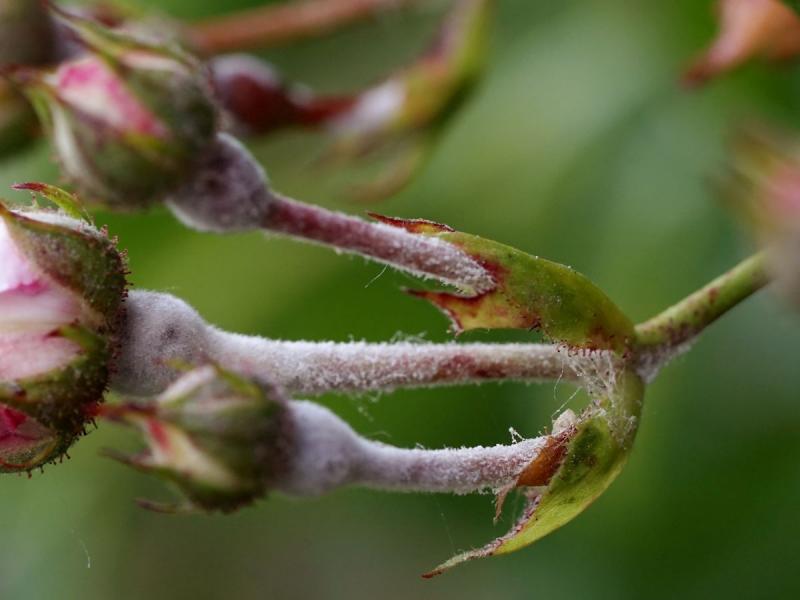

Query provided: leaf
[425,368,645,577]
[783,0,800,16]
[374,217,634,353]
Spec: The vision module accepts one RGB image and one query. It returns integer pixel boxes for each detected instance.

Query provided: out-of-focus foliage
[1,0,799,598]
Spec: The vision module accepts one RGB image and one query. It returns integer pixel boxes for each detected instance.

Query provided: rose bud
[0,183,127,472]
[0,0,56,67]
[685,0,800,85]
[16,10,218,209]
[726,127,800,306]
[102,364,288,513]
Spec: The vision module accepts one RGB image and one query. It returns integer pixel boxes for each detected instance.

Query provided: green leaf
[782,0,800,16]
[375,217,634,353]
[425,368,645,577]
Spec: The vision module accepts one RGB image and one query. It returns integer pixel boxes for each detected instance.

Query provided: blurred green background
[3,0,800,598]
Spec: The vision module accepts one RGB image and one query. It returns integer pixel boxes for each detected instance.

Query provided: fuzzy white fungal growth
[275,400,548,496]
[112,291,211,396]
[263,196,495,293]
[166,133,278,233]
[115,291,606,398]
[205,330,589,394]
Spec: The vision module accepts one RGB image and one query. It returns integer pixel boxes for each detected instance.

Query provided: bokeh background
[2,0,800,598]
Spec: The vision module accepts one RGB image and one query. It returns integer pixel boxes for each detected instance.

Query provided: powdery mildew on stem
[275,399,549,496]
[114,291,614,397]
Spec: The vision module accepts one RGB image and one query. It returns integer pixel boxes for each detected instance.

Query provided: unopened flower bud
[685,0,800,85]
[727,128,800,306]
[0,0,55,67]
[104,364,288,512]
[18,11,218,209]
[0,183,127,472]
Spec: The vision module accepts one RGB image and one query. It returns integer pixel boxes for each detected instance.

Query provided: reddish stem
[186,0,422,55]
[264,195,494,292]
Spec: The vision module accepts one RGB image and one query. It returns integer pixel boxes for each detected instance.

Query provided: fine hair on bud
[166,132,278,233]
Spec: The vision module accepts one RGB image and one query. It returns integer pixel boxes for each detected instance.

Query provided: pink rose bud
[0,183,127,472]
[685,0,800,85]
[103,364,287,513]
[727,128,800,306]
[16,9,218,209]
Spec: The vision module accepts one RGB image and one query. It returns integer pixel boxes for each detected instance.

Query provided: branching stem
[186,0,422,55]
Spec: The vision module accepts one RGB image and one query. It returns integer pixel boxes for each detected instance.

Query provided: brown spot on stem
[368,213,454,234]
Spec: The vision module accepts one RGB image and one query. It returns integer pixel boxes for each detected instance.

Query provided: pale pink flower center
[0,217,83,379]
[53,54,167,138]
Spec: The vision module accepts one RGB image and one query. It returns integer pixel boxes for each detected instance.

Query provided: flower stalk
[112,290,608,398]
[186,0,423,55]
[634,252,769,366]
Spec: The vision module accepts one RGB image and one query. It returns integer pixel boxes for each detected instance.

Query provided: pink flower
[0,185,127,472]
[0,214,82,381]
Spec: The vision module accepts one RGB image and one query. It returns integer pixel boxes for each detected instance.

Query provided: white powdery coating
[267,197,495,293]
[206,330,582,395]
[112,291,211,396]
[356,219,493,293]
[275,400,547,497]
[166,133,277,233]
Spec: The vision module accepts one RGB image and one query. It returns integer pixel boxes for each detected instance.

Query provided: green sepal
[0,198,127,323]
[426,369,645,576]
[104,366,288,513]
[380,217,634,353]
[0,326,108,472]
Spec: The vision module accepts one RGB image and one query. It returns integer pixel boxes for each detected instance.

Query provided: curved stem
[634,252,769,360]
[275,399,548,496]
[186,0,422,55]
[206,328,597,395]
[264,194,494,292]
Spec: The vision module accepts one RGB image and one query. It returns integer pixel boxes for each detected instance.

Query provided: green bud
[104,365,287,513]
[0,183,127,472]
[18,10,218,209]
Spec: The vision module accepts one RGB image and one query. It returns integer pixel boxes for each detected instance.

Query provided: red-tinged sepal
[102,365,288,513]
[426,368,644,577]
[379,218,634,353]
[15,7,217,209]
[0,184,127,472]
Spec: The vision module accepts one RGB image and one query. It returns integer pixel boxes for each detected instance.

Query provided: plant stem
[115,291,607,398]
[635,252,769,350]
[205,329,602,395]
[264,194,494,292]
[275,399,548,496]
[186,0,422,55]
